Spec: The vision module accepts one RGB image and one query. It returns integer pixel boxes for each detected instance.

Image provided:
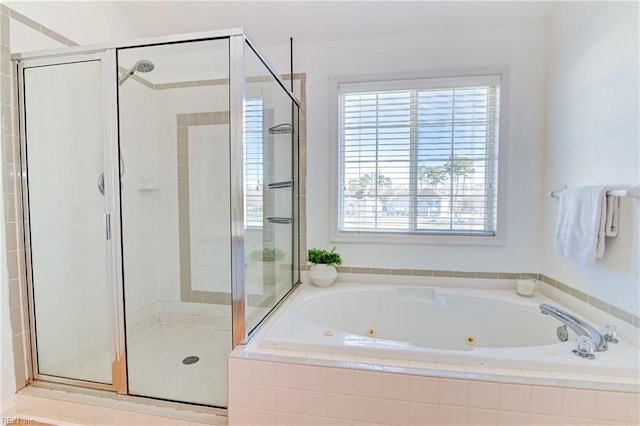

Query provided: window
[337,75,500,237]
[244,98,264,227]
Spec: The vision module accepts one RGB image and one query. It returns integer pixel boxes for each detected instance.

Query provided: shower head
[133,60,155,73]
[119,59,155,85]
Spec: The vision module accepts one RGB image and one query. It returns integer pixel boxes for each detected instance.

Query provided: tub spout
[539,304,608,352]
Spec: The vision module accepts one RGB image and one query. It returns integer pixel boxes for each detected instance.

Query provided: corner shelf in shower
[267,217,293,224]
[268,181,293,189]
[267,123,293,134]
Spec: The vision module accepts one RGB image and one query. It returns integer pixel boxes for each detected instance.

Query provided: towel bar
[550,183,640,199]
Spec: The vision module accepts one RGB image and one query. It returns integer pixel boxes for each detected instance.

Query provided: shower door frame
[13,28,302,397]
[16,49,128,393]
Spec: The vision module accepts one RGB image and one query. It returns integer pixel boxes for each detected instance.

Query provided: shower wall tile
[154,84,230,311]
[185,123,230,295]
[120,77,161,337]
[2,4,31,392]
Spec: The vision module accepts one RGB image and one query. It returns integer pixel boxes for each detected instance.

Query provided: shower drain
[182,356,200,365]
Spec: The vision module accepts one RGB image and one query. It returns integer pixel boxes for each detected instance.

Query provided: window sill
[330,231,505,246]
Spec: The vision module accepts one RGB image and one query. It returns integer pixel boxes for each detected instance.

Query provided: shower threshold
[16,382,227,425]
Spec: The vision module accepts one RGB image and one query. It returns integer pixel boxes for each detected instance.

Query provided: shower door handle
[104,214,111,240]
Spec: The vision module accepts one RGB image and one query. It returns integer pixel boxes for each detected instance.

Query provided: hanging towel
[554,186,619,263]
[605,194,619,237]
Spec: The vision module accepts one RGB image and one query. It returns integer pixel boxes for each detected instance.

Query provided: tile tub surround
[228,355,640,425]
[228,276,639,425]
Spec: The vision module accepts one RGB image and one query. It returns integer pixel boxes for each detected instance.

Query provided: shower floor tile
[127,323,232,408]
[71,323,231,408]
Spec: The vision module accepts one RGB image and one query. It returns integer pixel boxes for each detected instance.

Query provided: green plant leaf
[306,246,343,266]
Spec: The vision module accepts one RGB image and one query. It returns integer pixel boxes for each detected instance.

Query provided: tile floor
[64,322,232,408]
[127,323,232,407]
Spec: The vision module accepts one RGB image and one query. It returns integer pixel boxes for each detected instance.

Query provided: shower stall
[14,29,300,408]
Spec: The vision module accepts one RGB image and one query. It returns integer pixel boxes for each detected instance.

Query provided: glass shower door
[118,38,232,407]
[20,55,118,386]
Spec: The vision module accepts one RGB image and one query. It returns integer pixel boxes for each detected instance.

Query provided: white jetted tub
[258,282,639,377]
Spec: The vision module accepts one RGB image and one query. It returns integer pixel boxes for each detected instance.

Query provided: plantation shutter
[244,98,264,227]
[338,75,500,235]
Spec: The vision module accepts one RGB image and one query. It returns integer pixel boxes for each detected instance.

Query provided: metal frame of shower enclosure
[13,28,301,396]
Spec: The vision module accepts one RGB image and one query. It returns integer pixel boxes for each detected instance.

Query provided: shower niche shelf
[136,177,157,191]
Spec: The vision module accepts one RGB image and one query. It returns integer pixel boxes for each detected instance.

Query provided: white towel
[554,186,619,263]
[605,194,619,237]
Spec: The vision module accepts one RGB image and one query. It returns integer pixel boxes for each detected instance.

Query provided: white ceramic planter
[308,264,338,287]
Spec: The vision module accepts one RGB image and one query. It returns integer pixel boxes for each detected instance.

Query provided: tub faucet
[539,304,608,352]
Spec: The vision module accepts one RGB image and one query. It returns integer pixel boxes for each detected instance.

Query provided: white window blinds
[338,75,500,236]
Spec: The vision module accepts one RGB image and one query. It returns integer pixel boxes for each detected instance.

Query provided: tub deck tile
[435,362,466,372]
[465,365,494,375]
[355,355,383,365]
[519,369,554,378]
[409,360,438,370]
[382,357,410,367]
[491,367,524,377]
[306,351,334,362]
[345,361,386,372]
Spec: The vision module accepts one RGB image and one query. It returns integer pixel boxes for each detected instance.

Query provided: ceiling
[117,1,556,48]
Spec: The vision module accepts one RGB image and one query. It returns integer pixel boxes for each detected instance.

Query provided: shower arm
[118,71,134,86]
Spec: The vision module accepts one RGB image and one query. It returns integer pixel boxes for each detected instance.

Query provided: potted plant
[306,247,342,287]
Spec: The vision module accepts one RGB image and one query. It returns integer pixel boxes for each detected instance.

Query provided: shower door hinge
[104,214,111,240]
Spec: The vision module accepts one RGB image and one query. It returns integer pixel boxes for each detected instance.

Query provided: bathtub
[258,282,639,378]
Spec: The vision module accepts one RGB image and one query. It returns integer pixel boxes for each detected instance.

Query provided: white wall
[541,2,640,316]
[6,1,139,45]
[10,19,64,52]
[263,25,547,273]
